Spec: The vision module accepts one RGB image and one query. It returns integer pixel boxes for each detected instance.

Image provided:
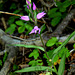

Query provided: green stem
[39,34,58,74]
[39,34,49,59]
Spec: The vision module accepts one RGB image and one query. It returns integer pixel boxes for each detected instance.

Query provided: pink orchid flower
[20,16,29,21]
[29,26,40,34]
[37,12,46,19]
[33,2,36,10]
[20,11,46,21]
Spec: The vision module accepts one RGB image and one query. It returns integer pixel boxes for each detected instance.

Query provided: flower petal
[33,2,36,10]
[29,26,40,34]
[27,5,29,9]
[37,12,46,19]
[20,16,29,21]
[29,29,35,34]
[34,26,38,29]
[38,28,41,34]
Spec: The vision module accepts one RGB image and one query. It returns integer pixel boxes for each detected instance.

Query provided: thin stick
[0,11,22,16]
[1,17,7,29]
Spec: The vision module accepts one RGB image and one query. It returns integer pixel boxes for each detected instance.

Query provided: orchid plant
[21,0,49,59]
[20,0,54,73]
[14,0,75,75]
[20,1,48,55]
[21,0,48,60]
[7,0,75,75]
[19,0,58,74]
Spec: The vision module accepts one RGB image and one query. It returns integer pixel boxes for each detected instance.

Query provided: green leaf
[51,17,61,27]
[74,37,75,41]
[29,49,39,59]
[25,24,33,31]
[53,54,59,63]
[58,0,71,12]
[15,20,24,26]
[56,1,71,12]
[56,1,62,8]
[63,0,71,8]
[46,72,50,75]
[13,64,19,70]
[40,24,46,34]
[28,60,43,66]
[58,47,70,58]
[28,60,37,66]
[36,60,43,66]
[15,66,56,73]
[56,1,67,12]
[5,24,16,34]
[13,44,45,51]
[24,24,33,35]
[73,43,75,47]
[71,0,75,4]
[59,7,66,12]
[0,60,2,66]
[3,52,8,62]
[48,8,58,18]
[34,11,37,21]
[58,53,66,75]
[49,12,62,18]
[46,37,58,47]
[18,25,25,33]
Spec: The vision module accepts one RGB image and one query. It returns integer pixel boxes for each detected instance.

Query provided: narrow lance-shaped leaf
[53,31,75,54]
[15,66,56,73]
[52,31,75,61]
[13,44,45,52]
[58,53,66,75]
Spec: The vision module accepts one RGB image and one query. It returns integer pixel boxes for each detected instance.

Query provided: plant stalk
[39,34,57,74]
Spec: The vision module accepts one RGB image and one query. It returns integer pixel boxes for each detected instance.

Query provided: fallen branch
[0,29,19,75]
[53,9,75,35]
[0,46,18,75]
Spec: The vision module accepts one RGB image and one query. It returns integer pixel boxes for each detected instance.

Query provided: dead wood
[0,46,18,75]
[0,29,18,75]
